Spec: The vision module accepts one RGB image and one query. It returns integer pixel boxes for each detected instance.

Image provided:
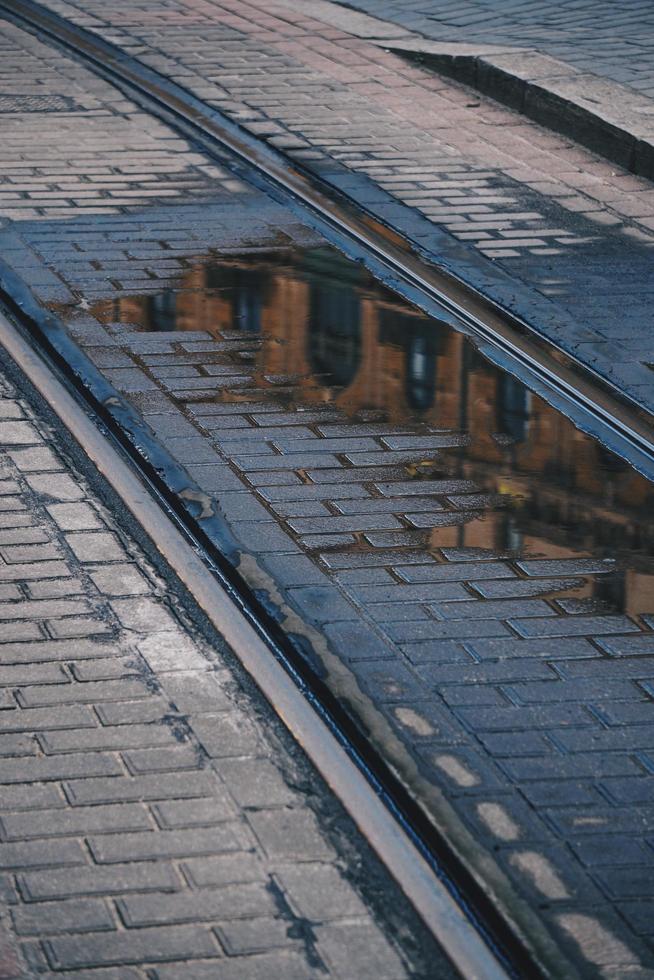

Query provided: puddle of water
[90,246,654,618]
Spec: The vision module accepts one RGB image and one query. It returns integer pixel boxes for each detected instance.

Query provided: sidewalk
[326,0,654,176]
[329,0,654,97]
[0,343,441,976]
[1,7,654,977]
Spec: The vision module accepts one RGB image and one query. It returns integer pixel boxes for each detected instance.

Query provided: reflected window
[379,311,439,412]
[206,264,266,333]
[307,283,361,387]
[148,292,177,332]
[497,375,530,442]
[234,286,262,333]
[406,334,436,410]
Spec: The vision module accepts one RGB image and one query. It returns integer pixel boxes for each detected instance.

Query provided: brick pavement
[2,10,654,977]
[25,0,654,417]
[0,19,247,222]
[0,357,445,977]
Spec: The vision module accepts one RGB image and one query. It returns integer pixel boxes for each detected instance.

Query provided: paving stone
[510,615,640,638]
[44,925,218,969]
[0,803,151,840]
[118,884,275,927]
[88,826,243,864]
[65,532,127,563]
[248,810,336,861]
[11,898,115,936]
[0,839,86,872]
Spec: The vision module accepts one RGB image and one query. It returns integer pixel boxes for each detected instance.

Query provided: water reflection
[91,247,654,618]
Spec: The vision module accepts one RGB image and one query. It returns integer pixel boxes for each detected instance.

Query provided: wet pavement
[52,237,654,973]
[28,0,654,415]
[1,8,654,977]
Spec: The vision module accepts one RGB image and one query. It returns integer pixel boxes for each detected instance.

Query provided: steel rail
[0,2,643,977]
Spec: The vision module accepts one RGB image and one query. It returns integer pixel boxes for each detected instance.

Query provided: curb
[381,41,654,180]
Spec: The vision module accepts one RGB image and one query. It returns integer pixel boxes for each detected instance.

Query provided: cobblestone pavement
[0,351,447,976]
[330,0,654,100]
[28,0,654,418]
[2,10,654,978]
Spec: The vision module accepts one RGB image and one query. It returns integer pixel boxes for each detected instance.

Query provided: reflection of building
[92,248,654,616]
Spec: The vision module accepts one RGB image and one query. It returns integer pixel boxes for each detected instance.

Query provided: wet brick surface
[1,10,654,976]
[30,0,654,413]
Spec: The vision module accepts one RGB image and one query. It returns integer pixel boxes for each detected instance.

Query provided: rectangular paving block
[19,862,181,902]
[44,924,218,969]
[509,615,640,638]
[89,826,243,863]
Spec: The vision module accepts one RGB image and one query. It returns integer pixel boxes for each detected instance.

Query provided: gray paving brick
[0,752,122,784]
[0,560,71,581]
[595,634,654,656]
[470,577,582,598]
[19,862,181,901]
[89,826,242,863]
[12,897,115,936]
[463,637,597,660]
[17,678,150,708]
[0,704,96,733]
[374,479,476,496]
[286,586,357,624]
[216,758,295,808]
[154,950,316,980]
[430,598,554,620]
[65,532,127,562]
[276,863,367,921]
[506,677,644,703]
[516,559,617,576]
[0,421,40,445]
[152,795,236,829]
[248,809,335,861]
[510,615,640,637]
[182,853,266,889]
[600,778,654,805]
[0,839,86,871]
[456,702,597,732]
[418,659,556,687]
[25,473,83,501]
[44,925,218,969]
[594,868,654,900]
[118,883,275,927]
[1,803,151,840]
[345,582,468,603]
[384,618,511,642]
[316,921,407,979]
[287,514,402,533]
[123,745,203,774]
[177,713,262,759]
[214,915,301,956]
[0,639,116,665]
[64,772,220,807]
